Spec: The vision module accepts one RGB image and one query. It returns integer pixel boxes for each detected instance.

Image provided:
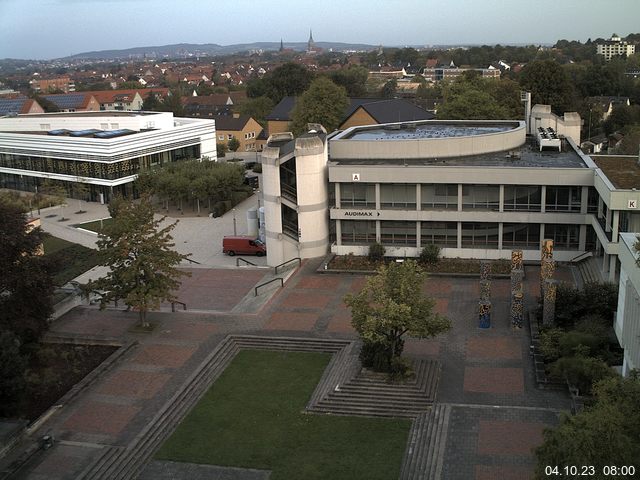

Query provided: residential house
[265,97,435,136]
[41,93,100,112]
[0,97,45,115]
[30,76,75,93]
[214,114,263,152]
[183,92,247,118]
[586,96,631,121]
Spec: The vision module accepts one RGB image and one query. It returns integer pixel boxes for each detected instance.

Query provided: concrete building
[0,111,216,202]
[261,107,640,280]
[596,34,636,61]
[614,232,640,376]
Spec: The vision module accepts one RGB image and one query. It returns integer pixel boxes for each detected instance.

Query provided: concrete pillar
[609,255,617,282]
[498,223,504,250]
[416,221,421,250]
[499,185,504,213]
[605,207,612,233]
[458,184,463,212]
[457,222,462,249]
[580,186,589,214]
[540,185,546,213]
[539,224,545,248]
[579,224,587,251]
[336,219,342,246]
[335,183,341,209]
[598,197,603,219]
[376,220,381,243]
[612,210,620,242]
[415,184,421,211]
[375,183,380,210]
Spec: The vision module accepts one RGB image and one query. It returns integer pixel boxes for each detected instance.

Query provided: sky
[1,0,639,60]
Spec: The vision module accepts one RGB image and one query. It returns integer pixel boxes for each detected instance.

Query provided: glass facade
[340,183,375,208]
[380,184,416,209]
[503,185,542,211]
[341,220,376,245]
[461,222,499,248]
[544,224,580,250]
[545,186,581,212]
[502,223,540,248]
[380,221,416,245]
[421,221,458,246]
[421,184,457,210]
[462,185,500,211]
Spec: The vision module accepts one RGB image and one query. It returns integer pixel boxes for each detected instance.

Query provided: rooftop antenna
[521,91,531,133]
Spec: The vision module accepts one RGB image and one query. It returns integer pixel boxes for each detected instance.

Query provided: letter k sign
[629,199,638,209]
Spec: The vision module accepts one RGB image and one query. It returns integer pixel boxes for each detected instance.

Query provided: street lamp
[232,208,237,235]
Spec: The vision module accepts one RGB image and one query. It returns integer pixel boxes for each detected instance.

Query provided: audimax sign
[343,211,381,217]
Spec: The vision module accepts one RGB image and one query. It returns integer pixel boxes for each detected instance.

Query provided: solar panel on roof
[0,99,26,115]
[43,94,85,109]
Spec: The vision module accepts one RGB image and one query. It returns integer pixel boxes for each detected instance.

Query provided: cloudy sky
[1,0,638,59]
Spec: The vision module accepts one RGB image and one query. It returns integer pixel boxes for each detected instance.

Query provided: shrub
[368,242,386,262]
[360,340,393,372]
[419,244,440,264]
[558,331,606,358]
[550,355,614,395]
[252,163,262,173]
[539,328,564,363]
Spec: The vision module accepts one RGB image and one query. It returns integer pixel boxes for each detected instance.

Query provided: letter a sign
[352,173,360,182]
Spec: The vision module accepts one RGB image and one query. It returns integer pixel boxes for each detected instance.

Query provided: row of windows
[340,220,585,250]
[0,145,200,181]
[338,183,597,213]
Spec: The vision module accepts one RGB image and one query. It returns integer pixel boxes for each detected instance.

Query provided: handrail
[184,257,201,265]
[274,257,301,275]
[171,301,187,312]
[236,257,257,267]
[254,277,283,296]
[569,251,593,263]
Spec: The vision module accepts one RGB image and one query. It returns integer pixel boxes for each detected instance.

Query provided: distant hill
[61,42,379,60]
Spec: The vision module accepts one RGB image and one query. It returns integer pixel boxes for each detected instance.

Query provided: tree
[0,199,54,344]
[216,142,227,158]
[380,78,397,98]
[518,60,577,114]
[344,260,451,372]
[239,95,274,127]
[85,197,191,327]
[290,77,349,134]
[329,65,369,97]
[227,137,240,152]
[0,330,27,416]
[534,374,640,479]
[617,126,640,154]
[246,62,314,104]
[142,92,162,111]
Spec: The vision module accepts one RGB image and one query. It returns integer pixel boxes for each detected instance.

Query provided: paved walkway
[3,259,572,480]
[36,194,267,269]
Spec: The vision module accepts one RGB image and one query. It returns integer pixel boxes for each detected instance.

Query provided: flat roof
[344,122,517,141]
[330,137,587,169]
[15,111,160,118]
[592,155,640,189]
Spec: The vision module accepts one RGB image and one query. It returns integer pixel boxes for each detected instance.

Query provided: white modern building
[614,233,640,376]
[0,111,216,201]
[596,34,636,61]
[262,107,640,282]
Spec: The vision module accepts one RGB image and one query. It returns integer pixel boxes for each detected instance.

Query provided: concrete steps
[308,358,441,418]
[577,256,603,285]
[78,335,353,480]
[399,403,451,480]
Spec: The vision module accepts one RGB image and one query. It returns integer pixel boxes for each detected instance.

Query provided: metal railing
[569,251,593,263]
[184,257,202,265]
[171,301,187,312]
[274,257,301,275]
[254,277,283,296]
[236,257,257,267]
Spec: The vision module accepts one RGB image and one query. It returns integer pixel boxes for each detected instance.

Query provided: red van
[222,236,266,256]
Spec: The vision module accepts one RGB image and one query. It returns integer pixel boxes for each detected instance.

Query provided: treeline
[136,160,252,217]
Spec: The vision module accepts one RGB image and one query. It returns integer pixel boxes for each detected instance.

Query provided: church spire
[307,29,315,53]
[279,38,284,52]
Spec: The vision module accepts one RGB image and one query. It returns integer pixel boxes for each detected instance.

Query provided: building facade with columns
[261,114,640,281]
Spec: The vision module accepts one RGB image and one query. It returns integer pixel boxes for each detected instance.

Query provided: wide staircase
[77,335,350,480]
[308,357,441,418]
[576,255,603,285]
[399,404,452,480]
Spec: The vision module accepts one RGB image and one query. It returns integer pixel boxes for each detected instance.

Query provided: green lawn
[42,235,101,286]
[76,217,113,233]
[156,350,411,480]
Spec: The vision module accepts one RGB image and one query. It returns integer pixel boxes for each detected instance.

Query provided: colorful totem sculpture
[479,260,491,328]
[540,239,557,326]
[543,279,557,326]
[510,250,524,328]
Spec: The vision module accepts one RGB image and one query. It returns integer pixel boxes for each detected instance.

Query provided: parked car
[222,236,266,256]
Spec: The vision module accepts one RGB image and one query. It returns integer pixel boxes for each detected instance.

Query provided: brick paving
[463,367,525,394]
[4,260,577,479]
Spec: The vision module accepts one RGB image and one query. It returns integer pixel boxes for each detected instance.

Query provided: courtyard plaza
[2,222,573,478]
